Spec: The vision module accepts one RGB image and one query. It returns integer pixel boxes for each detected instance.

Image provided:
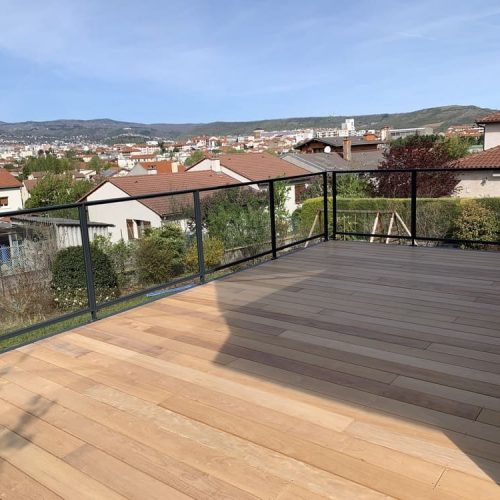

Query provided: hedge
[294,197,500,241]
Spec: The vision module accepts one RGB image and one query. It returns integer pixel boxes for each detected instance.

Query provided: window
[137,220,151,238]
[126,219,134,240]
[0,197,8,207]
[126,219,151,240]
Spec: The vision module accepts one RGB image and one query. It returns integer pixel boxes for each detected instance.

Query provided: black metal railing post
[78,204,98,321]
[411,170,417,246]
[193,190,206,282]
[331,172,337,239]
[269,180,277,259]
[322,171,329,241]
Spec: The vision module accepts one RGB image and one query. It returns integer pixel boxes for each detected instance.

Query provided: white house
[0,169,24,213]
[455,146,500,197]
[477,112,500,150]
[81,171,236,242]
[453,111,500,197]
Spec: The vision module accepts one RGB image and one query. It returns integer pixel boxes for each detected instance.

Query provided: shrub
[135,224,186,285]
[298,174,372,201]
[199,188,270,254]
[185,237,225,272]
[51,244,119,309]
[92,236,135,289]
[453,200,499,249]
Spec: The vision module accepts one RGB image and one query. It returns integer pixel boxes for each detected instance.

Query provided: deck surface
[1,241,500,499]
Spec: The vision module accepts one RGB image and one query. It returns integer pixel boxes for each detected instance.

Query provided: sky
[1,0,500,123]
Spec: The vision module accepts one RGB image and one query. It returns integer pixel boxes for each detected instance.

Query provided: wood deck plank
[0,241,499,499]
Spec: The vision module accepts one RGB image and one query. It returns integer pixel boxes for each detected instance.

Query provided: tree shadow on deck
[201,242,500,492]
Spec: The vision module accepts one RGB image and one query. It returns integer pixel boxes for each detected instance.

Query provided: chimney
[172,161,179,173]
[209,158,221,172]
[342,138,352,162]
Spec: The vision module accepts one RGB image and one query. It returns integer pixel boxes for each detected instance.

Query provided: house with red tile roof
[453,145,500,197]
[476,111,500,150]
[81,171,236,242]
[0,169,23,213]
[186,152,309,212]
[129,160,185,176]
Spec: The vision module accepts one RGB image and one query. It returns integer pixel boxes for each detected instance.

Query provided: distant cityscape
[0,115,484,172]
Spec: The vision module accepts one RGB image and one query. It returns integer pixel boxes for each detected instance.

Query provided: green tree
[25,174,94,216]
[441,136,472,159]
[184,150,205,167]
[23,155,74,178]
[197,188,270,254]
[299,173,372,201]
[88,156,106,173]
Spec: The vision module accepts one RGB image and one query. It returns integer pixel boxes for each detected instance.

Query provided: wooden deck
[1,241,500,499]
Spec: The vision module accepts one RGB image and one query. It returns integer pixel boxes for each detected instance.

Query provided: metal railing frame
[1,166,499,346]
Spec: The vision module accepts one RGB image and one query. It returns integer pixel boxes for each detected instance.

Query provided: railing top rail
[0,166,499,218]
[334,166,500,174]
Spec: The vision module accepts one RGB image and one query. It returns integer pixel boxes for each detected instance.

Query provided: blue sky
[1,0,500,123]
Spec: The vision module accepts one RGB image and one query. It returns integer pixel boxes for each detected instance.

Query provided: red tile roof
[86,171,236,216]
[476,111,500,124]
[0,169,22,189]
[23,179,39,192]
[215,152,308,181]
[455,146,500,168]
[138,160,185,174]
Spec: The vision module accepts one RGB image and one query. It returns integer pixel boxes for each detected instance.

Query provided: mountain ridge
[0,105,495,142]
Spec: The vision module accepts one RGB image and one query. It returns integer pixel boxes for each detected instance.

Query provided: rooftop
[84,171,236,216]
[188,152,308,181]
[456,145,500,168]
[1,241,499,498]
[282,151,383,172]
[477,111,500,124]
[0,168,22,189]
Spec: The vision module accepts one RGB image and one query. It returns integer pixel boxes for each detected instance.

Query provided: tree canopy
[25,174,94,210]
[376,135,460,197]
[184,150,205,167]
[22,155,75,178]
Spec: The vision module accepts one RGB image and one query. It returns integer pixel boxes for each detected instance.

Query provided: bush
[92,236,135,289]
[135,224,187,285]
[51,244,119,309]
[185,237,225,272]
[453,200,499,249]
[199,188,270,254]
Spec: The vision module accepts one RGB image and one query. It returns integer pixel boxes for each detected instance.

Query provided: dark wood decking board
[1,241,499,499]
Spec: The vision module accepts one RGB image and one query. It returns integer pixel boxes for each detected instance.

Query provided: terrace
[0,168,499,499]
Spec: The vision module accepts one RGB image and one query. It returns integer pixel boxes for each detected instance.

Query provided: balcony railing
[0,166,498,351]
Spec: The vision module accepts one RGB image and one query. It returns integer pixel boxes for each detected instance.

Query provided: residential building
[295,137,383,155]
[186,152,309,212]
[81,171,236,242]
[128,160,184,176]
[453,145,500,197]
[282,150,382,172]
[476,111,500,150]
[0,169,24,213]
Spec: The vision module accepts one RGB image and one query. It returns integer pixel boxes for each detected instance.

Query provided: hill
[0,105,495,142]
